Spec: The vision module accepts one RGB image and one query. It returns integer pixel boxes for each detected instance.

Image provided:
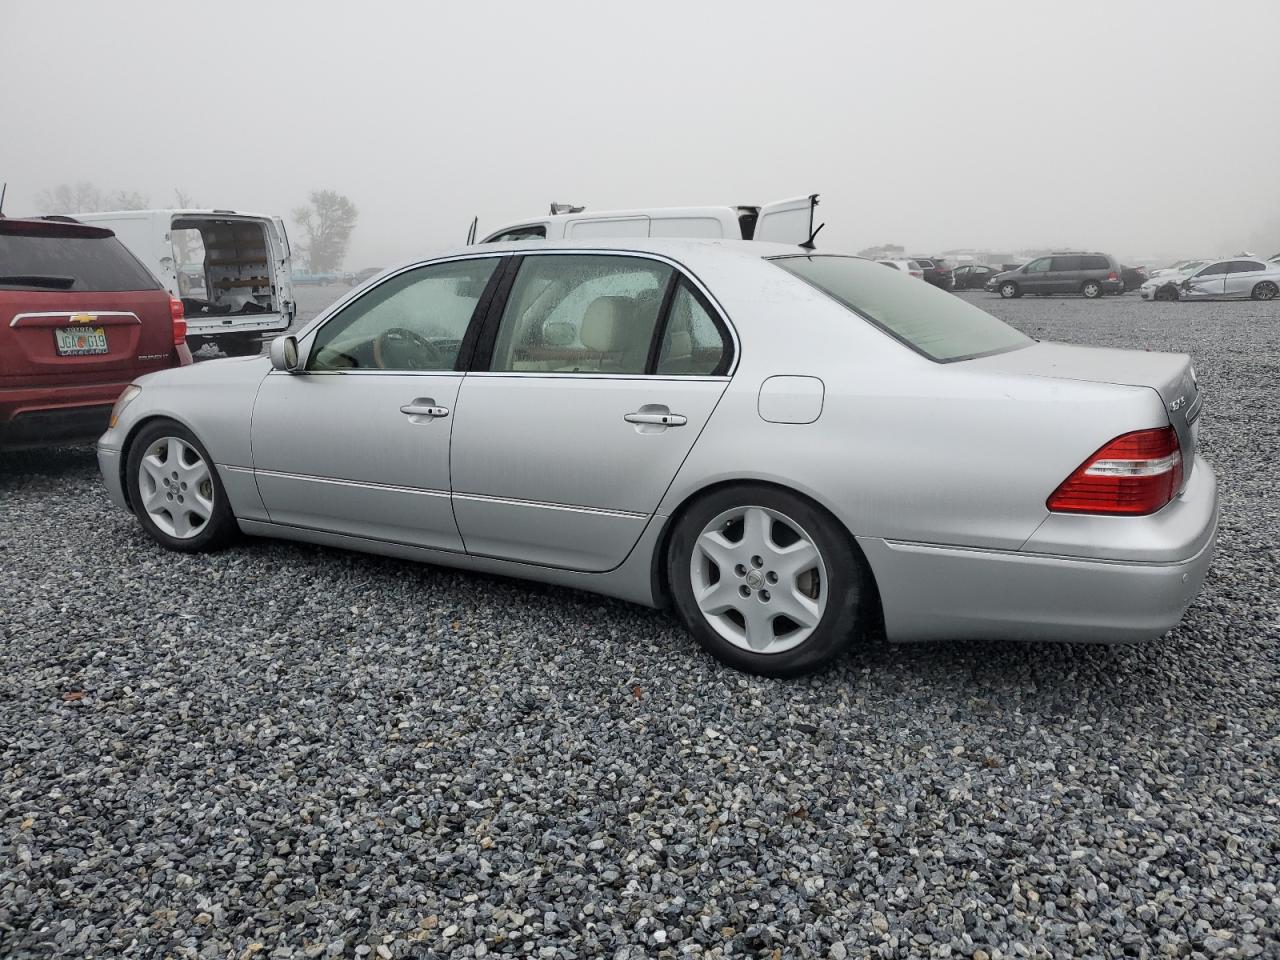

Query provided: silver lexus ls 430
[98,240,1218,676]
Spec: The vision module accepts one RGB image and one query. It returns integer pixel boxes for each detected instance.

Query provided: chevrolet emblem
[69,313,96,324]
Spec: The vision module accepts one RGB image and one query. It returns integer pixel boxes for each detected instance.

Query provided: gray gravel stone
[1,293,1277,959]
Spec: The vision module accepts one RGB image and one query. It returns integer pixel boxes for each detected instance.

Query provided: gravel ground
[1,293,1277,959]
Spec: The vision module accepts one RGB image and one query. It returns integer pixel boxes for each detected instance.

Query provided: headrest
[580,296,631,352]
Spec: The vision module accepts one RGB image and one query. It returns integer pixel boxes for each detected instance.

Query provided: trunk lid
[968,341,1201,485]
[0,289,177,386]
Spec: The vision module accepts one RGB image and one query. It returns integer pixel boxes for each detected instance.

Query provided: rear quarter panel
[655,253,1169,552]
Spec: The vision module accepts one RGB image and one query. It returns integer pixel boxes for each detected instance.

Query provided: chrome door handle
[624,411,687,426]
[400,403,450,418]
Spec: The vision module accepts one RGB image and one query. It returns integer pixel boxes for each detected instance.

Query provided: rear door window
[489,254,671,374]
[1082,255,1110,270]
[773,255,1030,363]
[1228,260,1265,273]
[1050,256,1082,271]
[655,281,729,376]
[0,225,160,292]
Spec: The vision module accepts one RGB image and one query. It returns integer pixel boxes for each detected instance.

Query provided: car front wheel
[999,282,1020,298]
[125,419,237,552]
[667,485,872,677]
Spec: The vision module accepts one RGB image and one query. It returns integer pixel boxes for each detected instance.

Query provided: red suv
[0,217,191,448]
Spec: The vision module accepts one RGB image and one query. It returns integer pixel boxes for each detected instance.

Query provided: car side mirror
[269,334,301,372]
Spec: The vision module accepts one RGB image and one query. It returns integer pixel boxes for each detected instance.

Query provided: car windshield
[773,255,1031,363]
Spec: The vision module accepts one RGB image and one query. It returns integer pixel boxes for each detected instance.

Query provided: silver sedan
[98,240,1218,676]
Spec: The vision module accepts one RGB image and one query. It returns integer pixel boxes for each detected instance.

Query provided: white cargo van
[76,209,294,355]
[478,195,820,245]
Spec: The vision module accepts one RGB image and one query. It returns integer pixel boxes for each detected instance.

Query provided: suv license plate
[55,326,108,356]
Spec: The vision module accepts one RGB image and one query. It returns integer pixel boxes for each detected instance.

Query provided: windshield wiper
[0,274,76,289]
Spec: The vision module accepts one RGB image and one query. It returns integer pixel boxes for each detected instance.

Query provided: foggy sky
[3,0,1279,266]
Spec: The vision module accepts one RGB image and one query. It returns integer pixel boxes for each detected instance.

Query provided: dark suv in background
[984,252,1123,299]
[908,256,955,290]
[0,218,190,448]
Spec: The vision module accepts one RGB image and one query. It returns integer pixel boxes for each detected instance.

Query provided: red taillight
[1047,427,1183,516]
[1107,271,1119,281]
[169,295,187,346]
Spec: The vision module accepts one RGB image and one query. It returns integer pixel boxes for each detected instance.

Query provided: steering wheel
[372,327,443,370]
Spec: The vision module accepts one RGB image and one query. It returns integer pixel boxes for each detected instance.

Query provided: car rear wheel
[126,420,237,552]
[1252,281,1278,301]
[667,485,871,677]
[1082,281,1103,299]
[999,282,1020,299]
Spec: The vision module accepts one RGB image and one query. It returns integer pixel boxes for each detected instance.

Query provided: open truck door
[753,195,819,244]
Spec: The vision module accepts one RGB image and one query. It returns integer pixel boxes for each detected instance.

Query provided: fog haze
[3,0,1278,265]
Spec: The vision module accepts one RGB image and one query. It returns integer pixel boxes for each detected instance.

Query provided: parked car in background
[75,209,294,358]
[481,195,819,245]
[876,258,924,279]
[985,252,1123,299]
[1120,265,1148,292]
[1150,259,1207,280]
[908,256,955,289]
[292,270,345,286]
[952,263,999,290]
[1,217,190,448]
[349,267,384,286]
[98,239,1215,677]
[1176,258,1279,301]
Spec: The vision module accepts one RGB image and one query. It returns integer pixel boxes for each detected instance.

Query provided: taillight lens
[1107,271,1119,281]
[169,295,187,345]
[1047,427,1183,515]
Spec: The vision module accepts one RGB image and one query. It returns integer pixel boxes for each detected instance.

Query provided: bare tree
[37,182,149,214]
[292,190,358,272]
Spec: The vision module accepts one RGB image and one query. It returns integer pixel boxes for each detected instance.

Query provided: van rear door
[754,196,817,244]
[270,216,295,325]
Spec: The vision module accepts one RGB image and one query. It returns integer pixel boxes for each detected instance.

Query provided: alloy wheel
[689,505,828,655]
[1254,282,1278,301]
[137,436,215,539]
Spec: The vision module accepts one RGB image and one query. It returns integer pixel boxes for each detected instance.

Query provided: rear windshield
[772,255,1031,362]
[0,230,159,292]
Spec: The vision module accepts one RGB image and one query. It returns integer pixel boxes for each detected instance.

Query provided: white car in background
[876,259,924,279]
[1176,257,1280,302]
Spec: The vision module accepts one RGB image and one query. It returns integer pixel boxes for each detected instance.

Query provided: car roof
[450,236,818,261]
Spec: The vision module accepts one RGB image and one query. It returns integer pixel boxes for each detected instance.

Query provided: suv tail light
[169,295,187,345]
[1047,427,1183,515]
[1107,271,1119,282]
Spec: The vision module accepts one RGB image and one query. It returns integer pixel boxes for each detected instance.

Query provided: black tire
[1156,285,1179,302]
[125,419,237,553]
[1082,280,1103,299]
[999,281,1020,299]
[666,484,872,677]
[1252,281,1278,301]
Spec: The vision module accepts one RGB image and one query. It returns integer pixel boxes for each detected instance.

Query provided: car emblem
[745,570,764,589]
[69,313,96,324]
[1169,395,1186,412]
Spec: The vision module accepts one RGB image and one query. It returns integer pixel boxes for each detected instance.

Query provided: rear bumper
[861,457,1219,644]
[0,381,130,448]
[187,312,290,338]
